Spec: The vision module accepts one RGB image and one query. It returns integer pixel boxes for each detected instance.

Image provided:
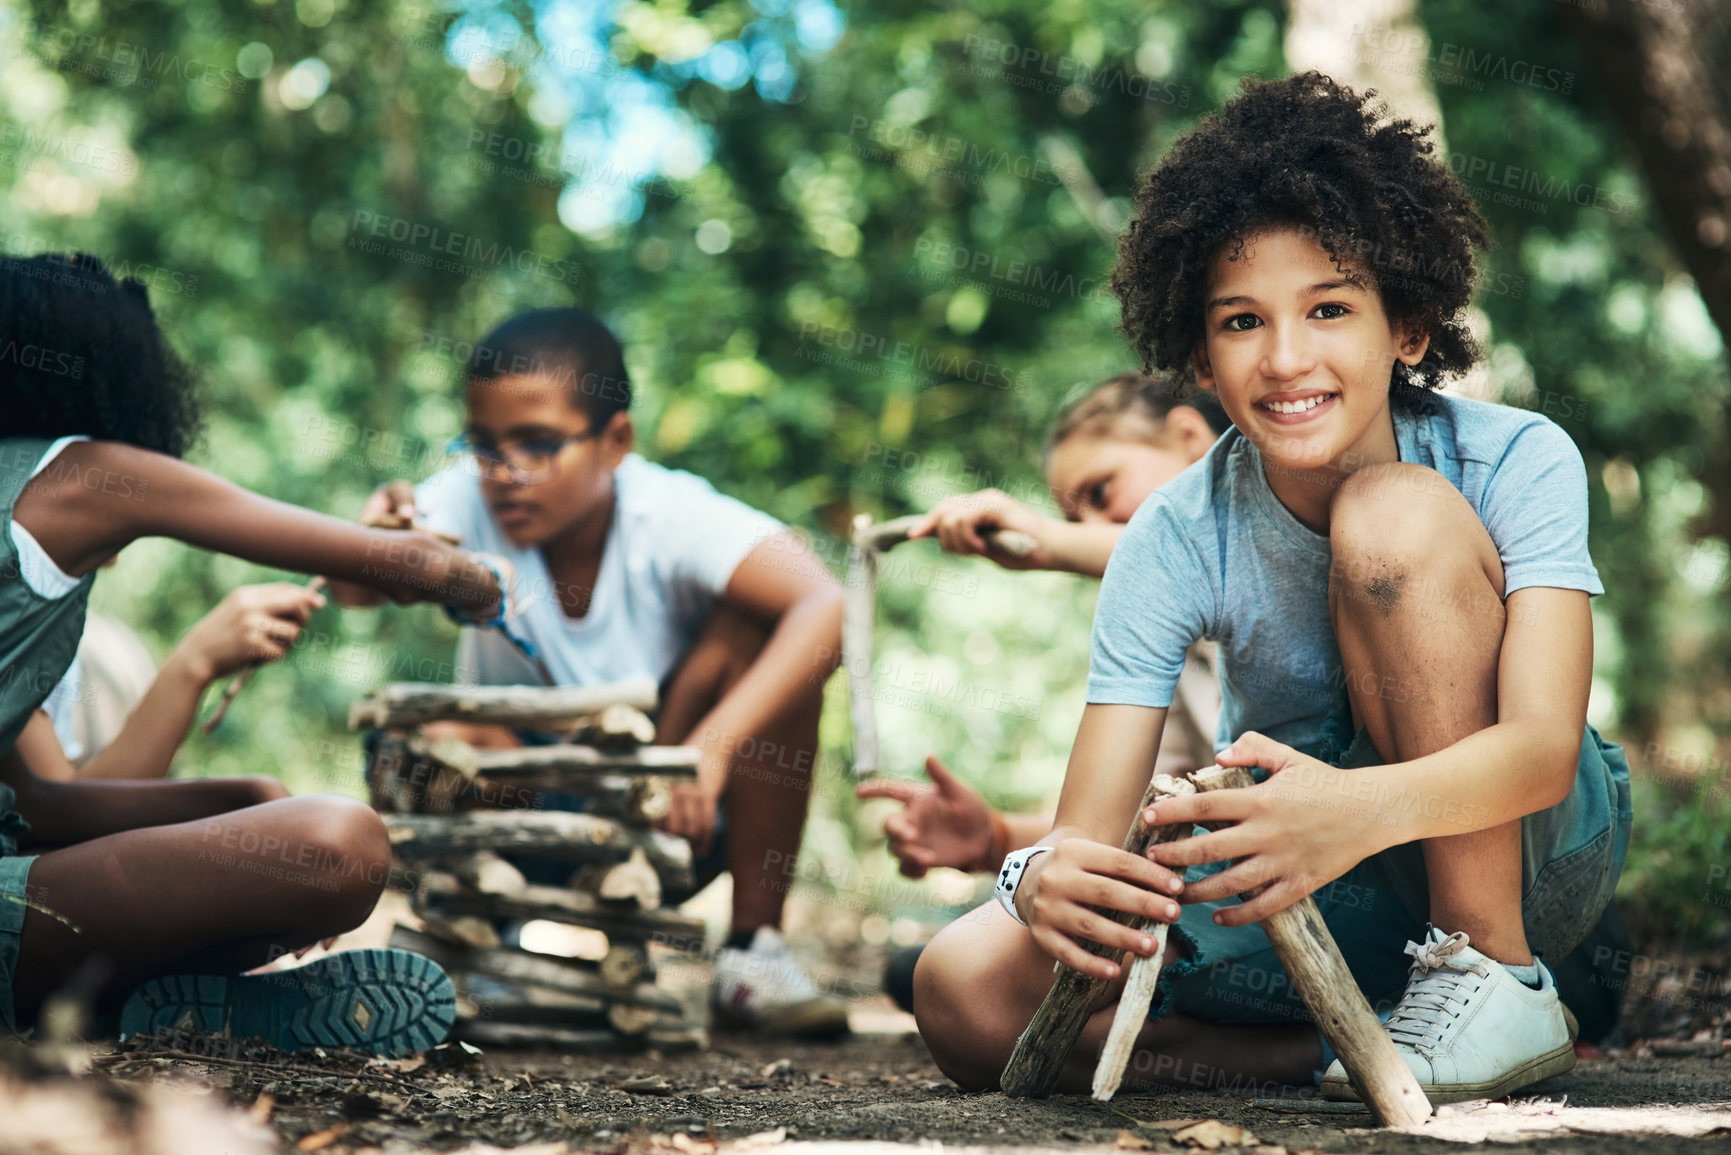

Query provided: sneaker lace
[1385,932,1491,1052]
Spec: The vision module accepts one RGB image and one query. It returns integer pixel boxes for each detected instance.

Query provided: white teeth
[1262,394,1333,414]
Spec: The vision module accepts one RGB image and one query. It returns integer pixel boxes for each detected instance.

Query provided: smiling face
[1192,227,1429,482]
[462,372,632,549]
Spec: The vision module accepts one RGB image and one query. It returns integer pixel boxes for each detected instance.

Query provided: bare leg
[915,898,1321,1091]
[657,604,824,935]
[1327,462,1530,965]
[11,795,392,1024]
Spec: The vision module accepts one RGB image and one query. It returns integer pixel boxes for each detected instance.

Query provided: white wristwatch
[995,845,1053,926]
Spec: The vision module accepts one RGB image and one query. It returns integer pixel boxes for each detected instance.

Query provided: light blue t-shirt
[1087,393,1603,756]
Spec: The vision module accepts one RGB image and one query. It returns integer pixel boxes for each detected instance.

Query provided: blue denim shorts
[0,852,36,1036]
[1152,711,1633,1025]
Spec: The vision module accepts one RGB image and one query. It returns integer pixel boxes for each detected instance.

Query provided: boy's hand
[1019,836,1186,979]
[659,748,726,856]
[332,481,437,608]
[360,480,420,530]
[1143,732,1389,927]
[172,582,327,683]
[904,490,1053,571]
[855,754,994,878]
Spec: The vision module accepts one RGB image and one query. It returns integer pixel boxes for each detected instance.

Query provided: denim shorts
[0,852,36,1036]
[1152,710,1633,1025]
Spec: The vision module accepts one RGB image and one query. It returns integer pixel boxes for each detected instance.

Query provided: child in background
[40,583,323,780]
[856,374,1229,1012]
[336,308,851,1036]
[915,74,1631,1102]
[0,252,510,1053]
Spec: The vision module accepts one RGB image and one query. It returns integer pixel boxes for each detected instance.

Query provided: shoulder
[616,454,717,508]
[1121,429,1239,545]
[1420,393,1579,468]
[618,454,780,526]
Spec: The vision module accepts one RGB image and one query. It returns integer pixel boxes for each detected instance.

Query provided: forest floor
[4,895,1730,1155]
[6,1009,1731,1155]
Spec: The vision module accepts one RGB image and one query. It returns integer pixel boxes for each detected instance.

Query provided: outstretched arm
[12,442,499,612]
[903,489,1123,576]
[855,754,1055,877]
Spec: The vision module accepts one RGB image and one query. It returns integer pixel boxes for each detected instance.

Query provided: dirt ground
[5,892,1731,1155]
[6,998,1729,1155]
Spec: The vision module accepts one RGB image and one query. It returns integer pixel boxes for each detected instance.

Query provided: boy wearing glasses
[336,308,851,1037]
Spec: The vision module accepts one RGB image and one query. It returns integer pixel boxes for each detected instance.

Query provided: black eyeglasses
[446,427,597,484]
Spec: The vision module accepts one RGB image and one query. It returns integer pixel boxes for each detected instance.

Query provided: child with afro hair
[914,72,1629,1105]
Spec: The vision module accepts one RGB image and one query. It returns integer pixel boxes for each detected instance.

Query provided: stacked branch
[357,679,709,1052]
[998,764,1431,1129]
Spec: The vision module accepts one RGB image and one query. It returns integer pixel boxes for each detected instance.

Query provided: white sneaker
[711,927,851,1037]
[1321,926,1576,1104]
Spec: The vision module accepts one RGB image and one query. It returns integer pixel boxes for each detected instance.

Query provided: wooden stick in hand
[998,773,1197,1098]
[1091,774,1197,1100]
[1188,765,1430,1127]
[202,576,327,735]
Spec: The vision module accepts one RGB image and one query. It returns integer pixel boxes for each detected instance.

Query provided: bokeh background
[3,0,1728,970]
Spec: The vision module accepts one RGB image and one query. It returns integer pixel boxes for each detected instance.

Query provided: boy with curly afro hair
[914,72,1630,1105]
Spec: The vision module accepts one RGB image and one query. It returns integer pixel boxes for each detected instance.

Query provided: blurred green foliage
[1,0,1726,942]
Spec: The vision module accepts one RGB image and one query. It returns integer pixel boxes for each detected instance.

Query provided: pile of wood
[355,678,709,1052]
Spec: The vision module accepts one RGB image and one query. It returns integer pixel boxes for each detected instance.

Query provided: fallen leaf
[760,1058,793,1078]
[733,1127,788,1147]
[619,1074,673,1095]
[248,1093,275,1126]
[1116,1129,1156,1149]
[1172,1120,1258,1149]
[297,1123,350,1151]
[1139,1118,1210,1131]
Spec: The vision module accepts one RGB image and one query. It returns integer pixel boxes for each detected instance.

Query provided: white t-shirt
[415,453,784,689]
